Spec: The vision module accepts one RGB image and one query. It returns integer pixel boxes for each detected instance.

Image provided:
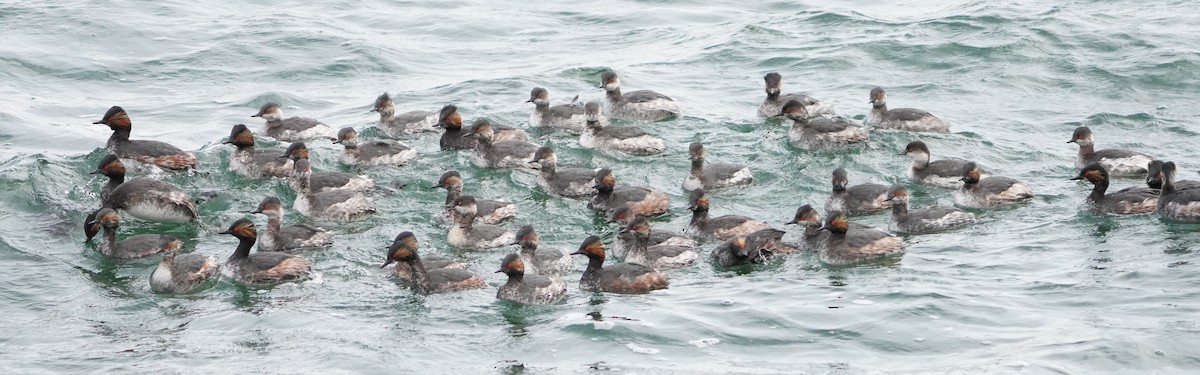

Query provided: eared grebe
[785,204,875,252]
[282,142,374,192]
[92,155,197,223]
[622,216,699,270]
[496,253,568,305]
[1147,160,1200,191]
[291,159,377,221]
[885,185,976,233]
[759,72,836,118]
[436,104,527,147]
[573,236,669,294]
[380,231,466,281]
[901,141,989,188]
[819,211,905,266]
[251,196,335,252]
[382,231,486,294]
[334,127,416,166]
[580,102,665,156]
[1072,163,1157,215]
[371,92,438,137]
[1156,161,1200,222]
[955,162,1033,208]
[781,100,868,149]
[224,124,292,178]
[607,206,695,259]
[598,71,680,121]
[866,87,950,133]
[687,189,770,240]
[221,219,313,285]
[588,168,670,217]
[527,87,586,132]
[512,225,572,278]
[709,228,795,268]
[93,106,197,171]
[683,142,753,192]
[88,208,184,259]
[529,146,596,198]
[448,196,516,250]
[1068,126,1153,177]
[431,171,517,225]
[251,102,335,142]
[84,210,101,242]
[150,245,220,294]
[464,120,539,169]
[826,168,891,216]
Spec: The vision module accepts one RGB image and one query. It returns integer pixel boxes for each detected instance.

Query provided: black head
[292,158,312,176]
[779,99,809,119]
[786,204,820,225]
[91,154,125,177]
[432,170,462,189]
[496,253,525,276]
[528,87,549,104]
[599,71,619,90]
[607,206,635,225]
[687,189,709,211]
[885,184,909,203]
[1072,162,1109,183]
[621,216,651,236]
[688,142,705,161]
[88,208,120,229]
[584,101,601,117]
[224,124,255,147]
[821,211,849,234]
[93,106,131,129]
[763,72,782,94]
[831,168,849,190]
[220,218,257,240]
[514,225,538,246]
[453,195,478,209]
[593,168,615,191]
[382,231,419,267]
[960,162,982,184]
[531,146,555,163]
[572,235,606,259]
[869,87,886,106]
[438,104,461,129]
[1162,161,1178,181]
[282,142,309,160]
[729,236,749,258]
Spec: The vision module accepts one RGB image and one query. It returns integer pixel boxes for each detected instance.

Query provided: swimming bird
[370,92,438,136]
[92,106,197,170]
[682,142,753,192]
[598,71,680,121]
[1067,126,1153,177]
[866,87,950,133]
[758,72,835,118]
[223,124,292,178]
[251,102,335,142]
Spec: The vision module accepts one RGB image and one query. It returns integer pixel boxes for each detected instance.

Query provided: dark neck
[1089,180,1109,202]
[102,226,118,250]
[587,120,602,129]
[405,257,433,295]
[342,142,359,150]
[1163,174,1176,196]
[235,143,255,152]
[581,256,605,286]
[690,159,704,176]
[891,202,908,219]
[630,233,650,257]
[540,161,557,179]
[519,243,538,259]
[595,187,613,201]
[962,179,979,189]
[108,129,131,142]
[766,91,780,101]
[872,103,888,113]
[229,238,254,261]
[690,208,709,228]
[105,175,125,189]
[443,186,462,205]
[533,103,550,112]
[295,174,312,195]
[803,223,822,238]
[456,211,476,231]
[505,273,525,285]
[159,250,177,271]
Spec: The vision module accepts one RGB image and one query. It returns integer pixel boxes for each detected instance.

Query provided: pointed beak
[461,132,473,138]
[1070,176,1083,180]
[784,219,798,225]
[380,259,393,268]
[570,250,585,255]
[251,208,263,214]
[1066,139,1075,144]
[250,114,261,118]
[687,204,697,211]
[89,169,102,175]
[218,229,234,235]
[885,196,894,201]
[429,184,444,189]
[494,269,504,274]
[618,227,629,234]
[92,120,105,125]
[86,218,100,226]
[221,139,233,144]
[525,99,533,103]
[369,108,379,113]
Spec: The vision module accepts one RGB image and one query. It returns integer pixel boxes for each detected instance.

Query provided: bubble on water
[928,315,940,319]
[688,338,719,348]
[593,321,615,330]
[851,299,873,305]
[981,341,992,345]
[626,343,659,354]
[720,299,734,306]
[943,327,954,331]
[1155,350,1165,356]
[914,337,925,342]
[822,292,843,298]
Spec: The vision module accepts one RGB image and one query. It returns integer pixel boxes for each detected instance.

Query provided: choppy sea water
[2,0,1200,373]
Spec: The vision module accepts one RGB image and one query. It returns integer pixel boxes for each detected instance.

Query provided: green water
[2,0,1200,373]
